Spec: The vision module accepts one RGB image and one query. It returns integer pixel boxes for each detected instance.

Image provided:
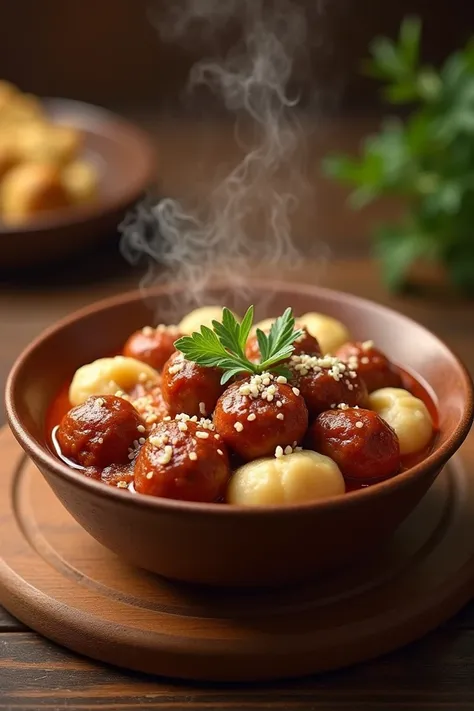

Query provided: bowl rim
[5,278,474,518]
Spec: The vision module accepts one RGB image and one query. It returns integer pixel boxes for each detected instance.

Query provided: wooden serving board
[1,425,474,682]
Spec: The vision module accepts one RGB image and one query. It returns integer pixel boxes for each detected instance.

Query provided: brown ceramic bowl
[0,98,156,269]
[5,281,474,587]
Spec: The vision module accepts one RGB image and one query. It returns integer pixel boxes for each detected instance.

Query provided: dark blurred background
[1,0,473,114]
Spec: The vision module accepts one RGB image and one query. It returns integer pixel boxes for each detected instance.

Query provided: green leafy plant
[323,16,474,292]
[174,306,303,384]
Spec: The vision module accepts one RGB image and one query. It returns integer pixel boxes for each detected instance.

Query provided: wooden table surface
[1,113,474,709]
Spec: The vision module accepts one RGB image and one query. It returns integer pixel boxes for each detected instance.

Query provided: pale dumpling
[69,356,160,407]
[369,387,434,455]
[298,312,351,355]
[179,306,238,335]
[252,317,277,334]
[228,450,345,506]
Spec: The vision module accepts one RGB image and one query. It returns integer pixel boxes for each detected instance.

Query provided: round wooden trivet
[1,425,474,682]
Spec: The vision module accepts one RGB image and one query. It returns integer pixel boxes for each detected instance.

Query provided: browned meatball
[290,354,369,418]
[134,418,230,502]
[336,340,403,393]
[56,395,146,469]
[213,373,308,461]
[161,351,225,418]
[123,324,182,371]
[307,407,400,482]
[245,324,321,363]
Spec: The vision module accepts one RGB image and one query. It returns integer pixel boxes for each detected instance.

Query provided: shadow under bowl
[5,280,474,587]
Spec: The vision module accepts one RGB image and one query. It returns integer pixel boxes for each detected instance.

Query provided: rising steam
[120,0,326,320]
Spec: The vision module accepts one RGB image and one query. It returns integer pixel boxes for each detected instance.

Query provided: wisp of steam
[119,0,328,320]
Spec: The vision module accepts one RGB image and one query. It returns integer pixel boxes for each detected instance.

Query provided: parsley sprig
[174,306,303,385]
[323,16,474,293]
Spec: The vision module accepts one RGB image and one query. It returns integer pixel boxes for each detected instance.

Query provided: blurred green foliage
[324,17,474,293]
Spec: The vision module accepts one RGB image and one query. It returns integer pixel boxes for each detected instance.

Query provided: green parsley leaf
[175,306,302,384]
[323,15,474,293]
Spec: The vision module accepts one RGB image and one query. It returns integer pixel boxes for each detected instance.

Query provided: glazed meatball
[161,351,225,418]
[336,340,402,393]
[307,407,400,482]
[57,395,146,469]
[290,354,369,418]
[123,324,182,371]
[213,373,308,461]
[245,325,321,363]
[134,418,231,502]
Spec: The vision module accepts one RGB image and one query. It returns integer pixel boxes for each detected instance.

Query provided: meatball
[336,340,402,393]
[290,354,369,418]
[57,395,146,469]
[134,418,231,502]
[213,373,308,461]
[123,324,181,371]
[245,325,321,363]
[307,407,400,482]
[161,351,225,418]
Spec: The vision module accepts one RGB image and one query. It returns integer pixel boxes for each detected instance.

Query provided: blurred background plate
[0,98,156,270]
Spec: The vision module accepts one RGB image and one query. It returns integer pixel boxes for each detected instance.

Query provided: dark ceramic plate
[0,98,156,269]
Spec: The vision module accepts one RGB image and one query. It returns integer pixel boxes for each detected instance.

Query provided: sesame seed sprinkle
[355,421,364,429]
[284,445,293,455]
[275,446,284,458]
[196,431,209,439]
[361,340,374,351]
[217,449,224,456]
[97,437,104,444]
[146,471,154,479]
[276,400,283,408]
[137,424,146,433]
[189,452,198,461]
[117,481,128,489]
[247,413,256,421]
[292,387,300,396]
[234,422,244,432]
[277,413,285,420]
[160,445,173,464]
[199,401,207,416]
[142,326,154,336]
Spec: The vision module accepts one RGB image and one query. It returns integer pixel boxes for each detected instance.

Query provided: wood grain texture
[2,629,474,709]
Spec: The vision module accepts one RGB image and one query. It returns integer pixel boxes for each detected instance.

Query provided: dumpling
[227,450,345,506]
[369,387,434,455]
[298,312,351,355]
[0,163,70,224]
[69,356,160,407]
[179,306,238,335]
